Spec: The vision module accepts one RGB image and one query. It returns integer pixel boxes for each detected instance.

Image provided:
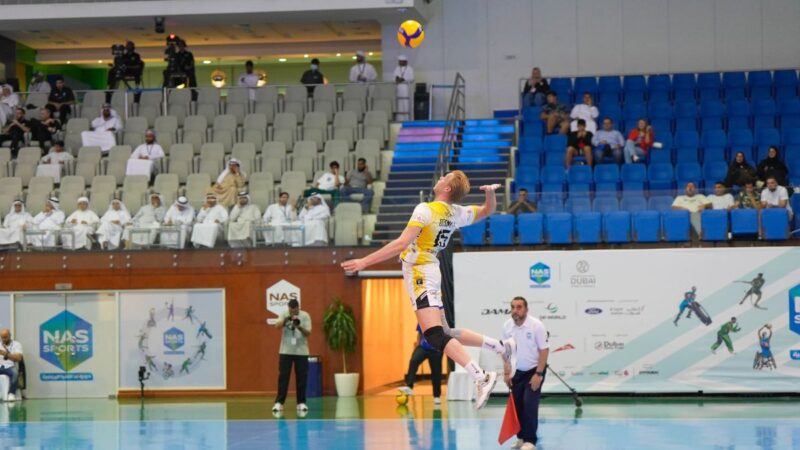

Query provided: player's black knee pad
[423,326,451,352]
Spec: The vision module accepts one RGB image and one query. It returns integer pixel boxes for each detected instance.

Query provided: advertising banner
[454,247,800,393]
[0,293,11,330]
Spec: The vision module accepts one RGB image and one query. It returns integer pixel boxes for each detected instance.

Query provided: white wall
[383,0,800,118]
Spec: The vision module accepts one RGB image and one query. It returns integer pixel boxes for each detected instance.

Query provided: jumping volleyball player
[341,171,512,409]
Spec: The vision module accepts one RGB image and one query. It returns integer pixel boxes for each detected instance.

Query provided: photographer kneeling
[272,299,311,414]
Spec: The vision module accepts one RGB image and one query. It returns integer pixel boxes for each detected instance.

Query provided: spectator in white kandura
[162,196,195,249]
[0,84,20,126]
[227,191,262,248]
[123,192,165,248]
[570,92,599,133]
[0,328,24,402]
[191,192,229,248]
[707,182,735,211]
[0,200,33,247]
[214,158,247,208]
[27,197,65,248]
[760,176,793,220]
[591,118,625,164]
[29,72,52,95]
[348,50,377,83]
[128,130,165,176]
[96,198,131,250]
[238,60,260,101]
[81,104,122,152]
[672,182,711,237]
[299,194,330,246]
[62,196,100,250]
[340,158,374,213]
[38,141,74,176]
[262,192,297,245]
[393,55,415,120]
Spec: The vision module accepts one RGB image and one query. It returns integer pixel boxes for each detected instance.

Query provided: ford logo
[585,308,603,315]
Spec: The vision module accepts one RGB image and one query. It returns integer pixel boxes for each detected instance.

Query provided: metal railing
[427,73,465,200]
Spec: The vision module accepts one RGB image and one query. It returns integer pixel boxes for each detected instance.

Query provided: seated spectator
[506,188,537,214]
[46,77,76,123]
[96,198,131,250]
[263,192,298,245]
[301,58,325,97]
[672,181,711,237]
[760,176,793,220]
[62,197,100,250]
[162,196,195,249]
[521,67,550,107]
[38,141,74,181]
[227,192,262,248]
[540,92,569,134]
[591,117,625,164]
[623,119,653,163]
[0,107,30,155]
[299,194,330,246]
[191,193,229,248]
[27,197,65,248]
[128,130,165,177]
[237,60,260,101]
[0,200,33,247]
[0,84,20,126]
[707,182,735,211]
[214,159,247,208]
[565,119,593,168]
[123,192,165,248]
[340,158,374,213]
[724,151,757,188]
[735,179,762,210]
[28,72,51,96]
[81,104,122,153]
[0,328,23,402]
[306,161,344,206]
[570,92,599,133]
[29,108,60,150]
[756,146,788,187]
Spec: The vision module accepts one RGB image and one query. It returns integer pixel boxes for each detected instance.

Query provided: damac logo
[39,310,93,373]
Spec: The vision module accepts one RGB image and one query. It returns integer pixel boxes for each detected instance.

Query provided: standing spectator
[591,118,625,164]
[539,92,569,135]
[760,176,793,220]
[724,151,757,188]
[735,179,762,210]
[756,146,788,187]
[237,60,260,101]
[570,92,599,133]
[565,119,593,168]
[46,77,76,123]
[348,50,377,83]
[393,55,415,121]
[707,182,735,211]
[28,72,51,95]
[0,84,20,126]
[0,329,23,402]
[506,188,537,215]
[272,299,312,414]
[623,119,653,163]
[398,324,443,405]
[300,58,325,97]
[29,107,60,150]
[672,182,711,237]
[521,67,550,107]
[0,107,30,155]
[340,158,374,213]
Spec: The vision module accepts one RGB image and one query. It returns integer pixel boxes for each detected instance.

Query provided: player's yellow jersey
[399,201,479,265]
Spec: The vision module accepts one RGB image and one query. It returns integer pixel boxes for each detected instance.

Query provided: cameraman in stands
[107,41,144,91]
[163,37,196,99]
[272,299,312,415]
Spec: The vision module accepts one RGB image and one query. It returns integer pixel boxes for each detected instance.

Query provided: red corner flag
[498,395,521,445]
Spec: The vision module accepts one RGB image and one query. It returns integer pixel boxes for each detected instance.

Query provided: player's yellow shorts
[402,261,444,311]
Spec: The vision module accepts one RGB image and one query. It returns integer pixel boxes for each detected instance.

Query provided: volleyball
[397,20,425,48]
[395,393,409,405]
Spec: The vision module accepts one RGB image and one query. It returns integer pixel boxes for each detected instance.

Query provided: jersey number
[434,229,453,249]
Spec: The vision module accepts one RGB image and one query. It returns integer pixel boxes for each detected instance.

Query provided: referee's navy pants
[511,367,545,445]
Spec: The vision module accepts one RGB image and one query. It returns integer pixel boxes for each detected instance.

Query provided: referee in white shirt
[502,297,549,450]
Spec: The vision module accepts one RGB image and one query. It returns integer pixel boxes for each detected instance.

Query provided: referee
[502,296,550,450]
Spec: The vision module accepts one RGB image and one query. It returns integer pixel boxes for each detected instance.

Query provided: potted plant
[323,296,359,397]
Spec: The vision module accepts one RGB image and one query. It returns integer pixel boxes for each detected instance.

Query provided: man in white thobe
[393,55,415,121]
[570,92,599,133]
[348,51,377,84]
[0,200,33,247]
[28,198,66,248]
[29,72,52,95]
[237,60,261,101]
[96,198,131,250]
[128,130,165,176]
[298,194,330,246]
[37,141,74,182]
[162,196,195,249]
[262,191,298,245]
[62,197,100,250]
[81,104,122,152]
[191,193,229,248]
[227,191,262,248]
[123,192,166,248]
[0,85,20,126]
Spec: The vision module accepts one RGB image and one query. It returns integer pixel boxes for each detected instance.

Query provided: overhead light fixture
[278,58,287,62]
[154,16,165,34]
[202,60,211,64]
[336,53,341,57]
[351,56,357,60]
[98,60,103,64]
[368,52,374,56]
[303,54,309,58]
[66,61,71,64]
[210,69,226,88]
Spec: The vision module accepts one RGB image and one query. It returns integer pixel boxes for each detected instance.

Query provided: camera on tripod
[164,34,194,88]
[108,41,142,89]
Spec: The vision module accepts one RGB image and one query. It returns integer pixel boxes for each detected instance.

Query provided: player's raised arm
[341,225,421,273]
[473,183,502,221]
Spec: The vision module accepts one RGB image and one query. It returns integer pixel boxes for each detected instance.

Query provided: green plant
[323,296,357,373]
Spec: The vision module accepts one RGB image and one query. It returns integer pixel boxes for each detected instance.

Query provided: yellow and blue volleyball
[397,20,425,48]
[396,393,409,405]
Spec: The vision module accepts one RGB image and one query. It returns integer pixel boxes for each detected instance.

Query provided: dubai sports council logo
[530,262,551,288]
[39,310,94,381]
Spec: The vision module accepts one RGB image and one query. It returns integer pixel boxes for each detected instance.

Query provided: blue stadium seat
[620,195,647,213]
[755,128,781,155]
[663,210,691,242]
[538,196,564,214]
[647,74,671,95]
[566,197,592,214]
[488,214,515,246]
[649,102,674,121]
[621,164,647,193]
[623,75,646,104]
[604,211,631,243]
[648,195,675,213]
[701,129,727,150]
[701,210,729,241]
[594,164,619,194]
[785,128,800,145]
[726,100,751,130]
[623,103,647,131]
[599,76,622,103]
[545,213,572,244]
[648,147,672,164]
[730,209,759,237]
[702,147,726,164]
[541,166,566,194]
[676,162,702,187]
[544,152,565,167]
[674,102,698,132]
[574,212,602,244]
[550,77,573,102]
[518,213,543,245]
[788,159,800,186]
[761,208,790,240]
[728,129,754,150]
[522,106,542,123]
[748,70,772,101]
[518,152,541,170]
[703,161,729,185]
[722,72,746,101]
[675,147,698,164]
[568,166,593,196]
[574,76,598,99]
[593,197,619,213]
[599,102,622,126]
[544,134,567,153]
[650,118,671,138]
[515,169,540,193]
[792,196,800,230]
[647,162,675,193]
[699,99,725,131]
[675,130,700,149]
[774,69,798,100]
[633,211,661,242]
[460,219,486,246]
[779,99,800,131]
[673,73,696,102]
[698,72,722,92]
[754,99,777,130]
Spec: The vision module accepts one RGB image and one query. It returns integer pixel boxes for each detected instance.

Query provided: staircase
[373,118,514,243]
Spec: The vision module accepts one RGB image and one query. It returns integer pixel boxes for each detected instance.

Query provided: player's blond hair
[447,170,470,203]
